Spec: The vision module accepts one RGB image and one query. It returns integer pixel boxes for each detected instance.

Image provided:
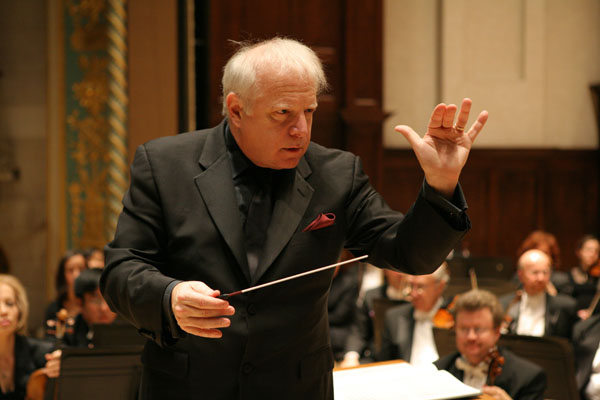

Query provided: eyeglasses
[456,326,492,336]
[403,282,435,296]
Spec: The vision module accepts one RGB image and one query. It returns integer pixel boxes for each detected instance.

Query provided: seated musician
[64,268,117,348]
[500,249,576,338]
[339,268,409,367]
[378,262,451,365]
[435,289,546,400]
[0,274,60,399]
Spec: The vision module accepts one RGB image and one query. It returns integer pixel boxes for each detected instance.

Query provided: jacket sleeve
[100,144,178,346]
[344,156,469,275]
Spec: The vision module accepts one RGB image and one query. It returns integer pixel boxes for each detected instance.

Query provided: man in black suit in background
[500,249,576,338]
[101,37,488,399]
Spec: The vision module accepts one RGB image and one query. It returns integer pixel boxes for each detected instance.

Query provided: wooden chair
[50,346,143,400]
[498,334,579,400]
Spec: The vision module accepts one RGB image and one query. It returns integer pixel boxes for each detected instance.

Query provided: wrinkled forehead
[409,274,436,285]
[582,239,600,250]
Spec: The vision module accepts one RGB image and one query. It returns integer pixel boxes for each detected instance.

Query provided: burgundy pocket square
[302,213,336,232]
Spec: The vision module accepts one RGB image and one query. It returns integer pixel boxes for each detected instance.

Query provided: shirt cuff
[422,180,470,231]
[162,279,186,343]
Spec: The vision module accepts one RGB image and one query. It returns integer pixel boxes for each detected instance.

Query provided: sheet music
[333,362,481,400]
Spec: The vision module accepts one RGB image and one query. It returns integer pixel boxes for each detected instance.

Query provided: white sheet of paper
[333,362,481,400]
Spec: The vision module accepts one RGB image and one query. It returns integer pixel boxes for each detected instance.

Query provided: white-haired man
[500,249,576,338]
[101,37,488,399]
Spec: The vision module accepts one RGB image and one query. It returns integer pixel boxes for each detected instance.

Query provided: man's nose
[289,113,308,137]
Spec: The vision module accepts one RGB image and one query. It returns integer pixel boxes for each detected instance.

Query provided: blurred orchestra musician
[435,289,546,400]
[378,262,452,365]
[63,268,117,348]
[0,274,60,399]
[553,235,600,320]
[339,269,409,367]
[500,249,576,338]
[44,250,87,330]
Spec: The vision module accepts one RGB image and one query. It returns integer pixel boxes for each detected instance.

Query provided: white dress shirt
[409,298,442,365]
[516,292,546,336]
[455,356,489,390]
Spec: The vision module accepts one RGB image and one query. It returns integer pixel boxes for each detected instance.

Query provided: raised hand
[395,98,488,199]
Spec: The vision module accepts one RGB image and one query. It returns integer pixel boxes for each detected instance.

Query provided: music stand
[92,321,146,347]
[51,346,143,400]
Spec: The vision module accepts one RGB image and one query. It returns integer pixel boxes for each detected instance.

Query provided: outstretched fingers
[455,98,472,130]
[428,103,448,129]
[467,110,489,143]
[394,124,422,149]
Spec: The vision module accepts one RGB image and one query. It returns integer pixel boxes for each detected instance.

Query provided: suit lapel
[507,298,520,333]
[545,293,557,335]
[252,157,314,284]
[194,124,250,283]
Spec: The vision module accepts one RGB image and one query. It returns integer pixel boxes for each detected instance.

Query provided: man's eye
[276,110,288,115]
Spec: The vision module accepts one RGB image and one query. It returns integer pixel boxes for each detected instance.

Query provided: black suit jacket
[379,302,416,361]
[499,291,576,338]
[573,314,600,397]
[434,348,547,400]
[101,120,468,399]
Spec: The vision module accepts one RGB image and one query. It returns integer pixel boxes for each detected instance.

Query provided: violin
[25,308,73,400]
[433,295,458,329]
[485,347,505,386]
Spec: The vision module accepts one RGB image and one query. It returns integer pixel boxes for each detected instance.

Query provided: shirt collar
[413,297,444,321]
[224,122,253,179]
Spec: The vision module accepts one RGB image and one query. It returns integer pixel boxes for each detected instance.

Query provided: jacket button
[242,363,253,374]
[247,303,257,316]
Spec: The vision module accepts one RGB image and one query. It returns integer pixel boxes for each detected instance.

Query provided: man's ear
[226,93,243,128]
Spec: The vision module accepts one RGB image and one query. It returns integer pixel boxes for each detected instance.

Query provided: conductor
[101,37,488,399]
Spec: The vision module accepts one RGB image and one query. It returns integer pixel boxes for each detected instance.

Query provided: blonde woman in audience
[0,274,60,399]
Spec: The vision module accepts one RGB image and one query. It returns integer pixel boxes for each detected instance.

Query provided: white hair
[432,262,450,284]
[221,37,328,116]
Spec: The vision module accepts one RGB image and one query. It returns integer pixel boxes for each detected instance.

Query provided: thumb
[394,125,421,149]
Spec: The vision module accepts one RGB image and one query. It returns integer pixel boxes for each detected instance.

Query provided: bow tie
[414,310,433,321]
[455,357,488,379]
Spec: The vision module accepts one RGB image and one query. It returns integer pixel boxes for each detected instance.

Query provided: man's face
[81,288,117,325]
[227,73,317,170]
[518,251,551,296]
[455,308,500,365]
[408,274,445,312]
